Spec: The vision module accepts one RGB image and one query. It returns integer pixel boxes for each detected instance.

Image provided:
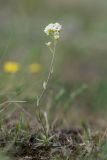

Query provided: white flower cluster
[44,23,62,40]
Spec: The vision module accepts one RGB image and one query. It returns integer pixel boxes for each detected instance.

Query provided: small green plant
[36,23,62,134]
[36,133,55,146]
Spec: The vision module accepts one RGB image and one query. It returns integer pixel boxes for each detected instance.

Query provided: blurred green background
[0,0,107,123]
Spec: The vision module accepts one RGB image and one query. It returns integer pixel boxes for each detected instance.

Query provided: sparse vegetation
[0,0,107,159]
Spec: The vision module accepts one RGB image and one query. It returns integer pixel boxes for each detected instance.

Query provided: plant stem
[36,39,57,134]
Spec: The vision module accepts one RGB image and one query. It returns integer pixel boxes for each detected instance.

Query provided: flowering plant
[36,23,62,133]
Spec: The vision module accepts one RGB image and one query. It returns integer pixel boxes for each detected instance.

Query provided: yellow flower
[29,63,41,74]
[3,61,20,73]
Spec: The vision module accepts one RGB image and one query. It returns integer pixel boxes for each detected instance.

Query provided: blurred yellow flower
[3,62,20,73]
[29,63,41,74]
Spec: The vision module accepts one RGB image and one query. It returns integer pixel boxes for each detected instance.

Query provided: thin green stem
[37,40,56,105]
[36,39,57,134]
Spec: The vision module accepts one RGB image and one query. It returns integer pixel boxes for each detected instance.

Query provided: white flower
[44,23,62,39]
[54,32,60,40]
[45,42,52,47]
[53,23,62,31]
